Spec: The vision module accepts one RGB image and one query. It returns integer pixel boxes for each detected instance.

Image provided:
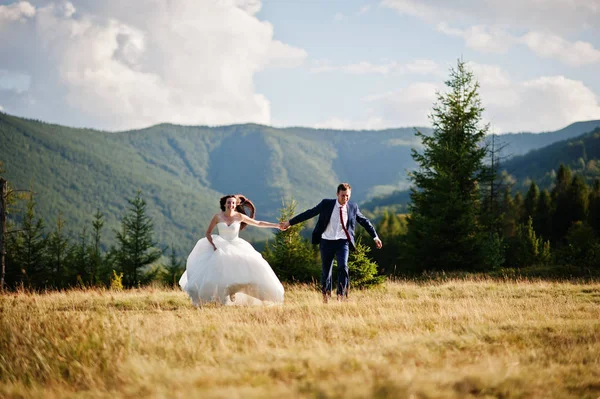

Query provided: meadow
[1,279,599,398]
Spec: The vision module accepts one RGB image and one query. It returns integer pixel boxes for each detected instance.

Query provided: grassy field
[1,280,600,398]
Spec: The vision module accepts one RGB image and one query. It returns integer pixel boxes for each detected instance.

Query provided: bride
[179,194,284,306]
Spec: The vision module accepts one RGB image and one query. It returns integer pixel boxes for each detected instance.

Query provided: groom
[281,183,382,303]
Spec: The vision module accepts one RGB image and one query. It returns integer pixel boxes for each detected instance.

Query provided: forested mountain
[0,112,421,254]
[361,123,600,214]
[500,127,600,190]
[2,111,599,254]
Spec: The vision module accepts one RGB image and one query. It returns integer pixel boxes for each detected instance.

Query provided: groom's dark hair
[219,194,256,231]
[337,183,351,193]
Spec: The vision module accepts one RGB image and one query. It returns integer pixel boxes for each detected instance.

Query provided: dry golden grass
[1,279,600,398]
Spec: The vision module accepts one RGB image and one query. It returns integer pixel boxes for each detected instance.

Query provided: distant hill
[494,120,600,158]
[500,127,600,191]
[361,122,600,214]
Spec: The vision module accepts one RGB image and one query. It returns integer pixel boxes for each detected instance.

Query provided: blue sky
[1,0,599,133]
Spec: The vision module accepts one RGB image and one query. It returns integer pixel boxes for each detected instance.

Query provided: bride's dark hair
[219,194,256,231]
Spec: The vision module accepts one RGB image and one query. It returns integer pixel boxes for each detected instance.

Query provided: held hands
[279,221,291,231]
[374,237,383,249]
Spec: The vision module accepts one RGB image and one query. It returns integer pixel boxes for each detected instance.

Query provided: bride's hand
[212,245,217,251]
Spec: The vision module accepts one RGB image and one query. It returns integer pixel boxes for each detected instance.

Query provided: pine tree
[114,191,162,287]
[506,217,550,267]
[523,181,539,224]
[347,240,384,289]
[405,59,492,272]
[11,192,48,288]
[567,175,589,224]
[534,189,552,240]
[88,208,105,285]
[161,246,184,287]
[47,212,69,288]
[262,199,320,283]
[500,188,517,238]
[588,180,600,236]
[551,164,573,242]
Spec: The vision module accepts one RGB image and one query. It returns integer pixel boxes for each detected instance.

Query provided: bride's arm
[239,213,280,229]
[205,214,220,250]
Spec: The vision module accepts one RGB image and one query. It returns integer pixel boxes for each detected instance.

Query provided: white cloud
[467,62,600,132]
[0,1,35,23]
[435,22,600,66]
[311,59,443,75]
[381,0,599,33]
[520,32,600,66]
[337,62,600,133]
[0,0,306,130]
[365,82,440,127]
[384,0,600,65]
[436,23,514,54]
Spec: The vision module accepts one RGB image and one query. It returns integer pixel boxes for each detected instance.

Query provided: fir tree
[588,180,600,236]
[11,192,48,288]
[161,246,184,287]
[47,212,69,288]
[523,181,539,224]
[262,199,320,283]
[114,191,162,287]
[89,208,105,285]
[404,60,492,272]
[347,240,385,289]
[534,189,552,240]
[551,164,573,242]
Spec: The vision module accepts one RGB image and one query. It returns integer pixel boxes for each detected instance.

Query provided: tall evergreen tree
[588,180,600,236]
[551,164,573,242]
[404,60,492,272]
[567,175,589,224]
[534,189,553,240]
[500,188,518,238]
[47,212,69,288]
[71,226,88,286]
[523,181,539,224]
[89,208,105,285]
[10,192,48,288]
[114,191,162,287]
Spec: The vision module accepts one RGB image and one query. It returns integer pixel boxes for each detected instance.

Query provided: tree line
[1,187,183,290]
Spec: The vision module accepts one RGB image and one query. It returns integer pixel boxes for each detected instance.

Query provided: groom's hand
[374,237,383,249]
[279,221,290,231]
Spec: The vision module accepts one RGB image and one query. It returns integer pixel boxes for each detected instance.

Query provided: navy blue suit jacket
[289,199,377,251]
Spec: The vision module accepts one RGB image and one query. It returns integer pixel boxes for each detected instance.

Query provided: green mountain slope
[500,127,600,190]
[361,122,600,213]
[0,113,422,254]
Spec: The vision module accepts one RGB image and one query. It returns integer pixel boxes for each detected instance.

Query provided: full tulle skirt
[179,235,284,306]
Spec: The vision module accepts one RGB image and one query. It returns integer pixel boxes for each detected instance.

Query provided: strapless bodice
[217,221,241,241]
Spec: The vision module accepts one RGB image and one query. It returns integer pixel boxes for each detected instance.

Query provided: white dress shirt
[321,200,349,240]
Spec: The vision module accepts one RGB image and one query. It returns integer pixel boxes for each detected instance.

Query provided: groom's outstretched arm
[356,208,383,249]
[286,200,324,227]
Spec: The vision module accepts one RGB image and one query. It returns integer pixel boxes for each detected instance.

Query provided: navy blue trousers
[320,239,350,296]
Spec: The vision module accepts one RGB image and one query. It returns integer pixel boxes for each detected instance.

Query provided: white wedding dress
[179,221,284,306]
